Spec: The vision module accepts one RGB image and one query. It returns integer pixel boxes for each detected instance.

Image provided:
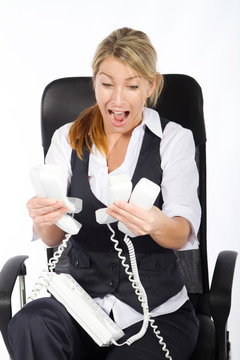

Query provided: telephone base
[46,272,124,347]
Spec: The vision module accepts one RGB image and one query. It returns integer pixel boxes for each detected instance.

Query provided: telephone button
[109,280,116,288]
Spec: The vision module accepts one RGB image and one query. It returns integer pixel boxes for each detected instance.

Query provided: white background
[0,0,239,358]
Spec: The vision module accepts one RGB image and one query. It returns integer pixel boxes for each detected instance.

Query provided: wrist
[150,213,190,250]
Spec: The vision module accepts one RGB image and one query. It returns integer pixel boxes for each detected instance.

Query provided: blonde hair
[69,27,163,158]
[92,27,163,107]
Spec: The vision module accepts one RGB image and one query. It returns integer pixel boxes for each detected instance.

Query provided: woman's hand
[107,201,161,236]
[27,196,69,226]
[106,201,190,250]
[26,196,69,246]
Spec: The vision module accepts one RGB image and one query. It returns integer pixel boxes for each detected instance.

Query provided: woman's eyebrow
[99,72,140,81]
[99,72,113,79]
[126,76,140,81]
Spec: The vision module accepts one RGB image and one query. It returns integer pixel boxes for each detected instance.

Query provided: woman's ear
[147,77,157,98]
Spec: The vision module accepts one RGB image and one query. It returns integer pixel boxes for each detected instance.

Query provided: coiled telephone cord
[27,233,71,302]
[28,228,172,359]
[107,225,172,360]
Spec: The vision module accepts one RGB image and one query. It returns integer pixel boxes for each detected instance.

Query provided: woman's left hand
[106,201,163,237]
[106,201,191,250]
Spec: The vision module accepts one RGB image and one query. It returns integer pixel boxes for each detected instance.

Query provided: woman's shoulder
[50,122,73,147]
[160,118,195,161]
[163,119,193,139]
[54,122,73,138]
[45,122,73,168]
[145,108,194,143]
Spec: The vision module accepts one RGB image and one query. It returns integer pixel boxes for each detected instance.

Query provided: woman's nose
[111,86,125,106]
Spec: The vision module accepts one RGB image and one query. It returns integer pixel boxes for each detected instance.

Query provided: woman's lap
[8,297,199,360]
[105,300,199,360]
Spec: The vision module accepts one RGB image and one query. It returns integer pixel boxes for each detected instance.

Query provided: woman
[8,27,200,360]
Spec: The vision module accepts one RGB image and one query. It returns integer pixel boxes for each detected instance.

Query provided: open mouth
[108,110,130,126]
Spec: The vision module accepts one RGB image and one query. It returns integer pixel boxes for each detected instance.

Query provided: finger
[28,205,70,223]
[29,202,68,217]
[27,196,68,218]
[33,207,69,226]
[106,205,143,231]
[27,196,65,209]
[107,201,149,221]
[107,202,156,235]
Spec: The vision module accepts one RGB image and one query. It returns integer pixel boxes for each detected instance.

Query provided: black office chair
[0,75,237,360]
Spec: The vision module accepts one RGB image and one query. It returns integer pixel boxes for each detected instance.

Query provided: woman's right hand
[26,196,70,246]
[26,196,69,227]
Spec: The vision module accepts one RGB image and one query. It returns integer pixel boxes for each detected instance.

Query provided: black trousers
[8,297,199,360]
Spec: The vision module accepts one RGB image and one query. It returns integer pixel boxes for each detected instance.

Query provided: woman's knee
[8,297,83,360]
[8,297,68,339]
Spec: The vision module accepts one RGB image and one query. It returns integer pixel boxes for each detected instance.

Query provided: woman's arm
[107,202,190,250]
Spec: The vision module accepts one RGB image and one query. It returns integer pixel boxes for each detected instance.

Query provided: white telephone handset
[29,166,172,359]
[95,175,160,237]
[95,174,132,224]
[30,164,82,235]
[118,177,160,237]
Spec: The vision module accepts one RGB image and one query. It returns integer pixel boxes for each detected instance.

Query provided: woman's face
[94,56,155,136]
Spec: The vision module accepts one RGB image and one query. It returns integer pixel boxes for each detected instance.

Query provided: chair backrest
[41,75,208,309]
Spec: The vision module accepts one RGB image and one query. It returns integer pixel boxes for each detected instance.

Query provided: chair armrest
[210,250,238,360]
[0,255,29,357]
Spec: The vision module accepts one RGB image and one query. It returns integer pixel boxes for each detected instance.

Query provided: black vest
[68,118,184,312]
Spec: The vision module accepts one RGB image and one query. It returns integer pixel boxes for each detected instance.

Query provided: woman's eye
[128,85,139,90]
[102,83,113,88]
